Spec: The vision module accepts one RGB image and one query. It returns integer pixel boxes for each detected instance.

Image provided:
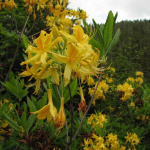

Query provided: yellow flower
[4,0,17,12]
[130,102,135,107]
[135,77,143,86]
[21,30,63,65]
[126,77,135,83]
[136,71,143,77]
[52,42,80,86]
[54,97,65,129]
[32,89,57,122]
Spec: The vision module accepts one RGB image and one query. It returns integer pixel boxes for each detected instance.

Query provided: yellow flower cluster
[117,82,134,101]
[46,7,88,32]
[20,24,102,94]
[87,113,107,128]
[126,71,143,87]
[126,77,135,83]
[136,115,149,122]
[135,77,143,86]
[83,133,126,150]
[83,132,140,150]
[42,0,88,32]
[89,80,109,105]
[125,132,140,149]
[0,0,17,11]
[130,102,135,107]
[107,67,115,73]
[135,71,143,77]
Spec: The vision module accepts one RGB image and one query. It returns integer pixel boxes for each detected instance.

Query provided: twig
[27,27,50,38]
[71,74,102,143]
[55,84,61,100]
[26,9,49,35]
[0,15,30,94]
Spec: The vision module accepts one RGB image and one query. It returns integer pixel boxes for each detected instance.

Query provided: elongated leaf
[103,11,114,50]
[89,38,103,56]
[99,24,104,38]
[21,112,27,129]
[105,28,121,55]
[113,12,118,27]
[2,112,22,131]
[92,19,104,47]
[27,97,36,112]
[50,84,60,109]
[22,34,30,49]
[26,114,36,133]
[5,120,20,132]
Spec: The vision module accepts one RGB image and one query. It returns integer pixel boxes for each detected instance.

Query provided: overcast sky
[68,0,150,24]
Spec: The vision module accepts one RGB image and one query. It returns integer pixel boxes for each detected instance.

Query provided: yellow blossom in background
[136,71,143,77]
[87,113,107,128]
[130,102,135,107]
[107,67,115,73]
[106,77,113,83]
[125,132,140,146]
[105,133,120,149]
[109,106,114,112]
[117,82,134,101]
[135,77,143,86]
[89,80,109,105]
[4,0,17,11]
[126,77,135,83]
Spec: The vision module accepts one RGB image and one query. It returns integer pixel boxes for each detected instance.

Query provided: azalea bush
[1,0,150,150]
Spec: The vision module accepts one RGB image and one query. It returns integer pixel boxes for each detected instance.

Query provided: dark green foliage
[107,19,150,82]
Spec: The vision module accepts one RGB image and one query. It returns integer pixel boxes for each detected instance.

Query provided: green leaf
[113,12,118,27]
[103,10,114,51]
[106,28,121,55]
[22,34,30,49]
[2,138,17,150]
[21,112,27,130]
[27,97,36,112]
[92,19,104,48]
[5,120,20,132]
[50,84,60,109]
[89,38,103,56]
[26,114,36,133]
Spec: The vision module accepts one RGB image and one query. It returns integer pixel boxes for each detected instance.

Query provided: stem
[68,84,73,144]
[71,74,102,143]
[0,15,30,94]
[55,84,61,100]
[27,27,50,38]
